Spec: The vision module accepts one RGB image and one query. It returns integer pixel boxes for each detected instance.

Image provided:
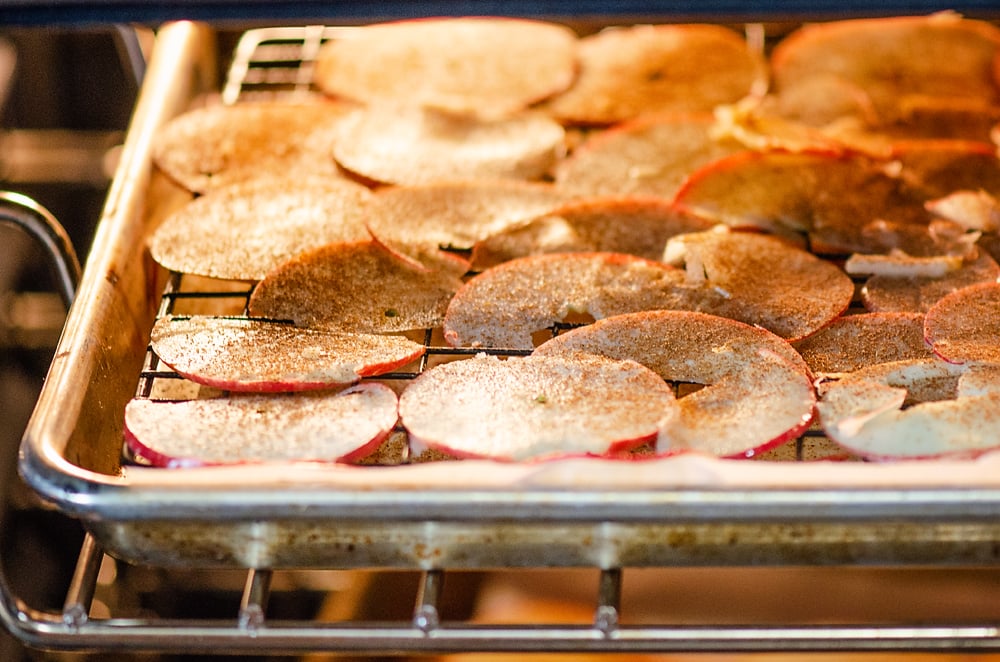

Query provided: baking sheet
[17,20,1000,569]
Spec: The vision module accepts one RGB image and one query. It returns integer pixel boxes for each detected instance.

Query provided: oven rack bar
[2,533,1000,655]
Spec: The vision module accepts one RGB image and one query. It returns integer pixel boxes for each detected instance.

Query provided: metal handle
[0,191,81,308]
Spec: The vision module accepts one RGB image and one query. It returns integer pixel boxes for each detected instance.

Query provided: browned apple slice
[661,228,854,341]
[816,358,1000,460]
[790,312,933,375]
[771,14,1000,120]
[147,177,372,281]
[534,310,815,458]
[672,149,927,253]
[150,316,425,392]
[924,281,1000,364]
[859,249,1000,313]
[889,140,1000,200]
[398,353,676,461]
[543,23,765,126]
[469,196,716,270]
[248,239,463,333]
[313,17,578,117]
[331,105,566,186]
[124,383,399,467]
[363,180,571,266]
[554,113,744,199]
[443,252,687,350]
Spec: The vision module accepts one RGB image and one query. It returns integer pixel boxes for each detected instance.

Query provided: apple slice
[924,281,1000,364]
[859,249,1000,313]
[364,180,570,263]
[816,358,1000,460]
[661,227,854,341]
[313,17,578,117]
[469,196,716,270]
[542,23,765,126]
[442,252,686,350]
[151,99,359,195]
[150,316,425,392]
[147,177,372,282]
[124,383,399,467]
[554,113,744,199]
[534,310,815,458]
[398,353,677,462]
[672,149,927,253]
[248,239,463,333]
[790,312,933,375]
[771,14,1000,120]
[331,105,566,186]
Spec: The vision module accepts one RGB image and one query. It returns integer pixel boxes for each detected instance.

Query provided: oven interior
[1,11,1000,661]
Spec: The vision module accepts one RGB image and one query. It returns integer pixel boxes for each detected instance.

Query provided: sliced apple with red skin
[860,249,1000,313]
[791,312,933,375]
[398,353,677,462]
[534,310,815,458]
[150,316,425,392]
[248,239,463,334]
[816,358,1000,460]
[124,383,399,467]
[924,281,1000,364]
[661,227,854,341]
[554,113,744,199]
[672,149,927,254]
[469,195,716,270]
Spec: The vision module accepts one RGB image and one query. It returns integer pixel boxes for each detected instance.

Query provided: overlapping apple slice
[672,149,927,254]
[858,249,999,313]
[443,252,687,350]
[924,281,1000,364]
[125,383,399,467]
[535,310,815,458]
[816,358,1000,460]
[554,113,744,199]
[363,180,571,270]
[150,316,425,392]
[248,239,463,333]
[331,105,566,186]
[398,353,677,462]
[791,312,933,375]
[469,196,715,270]
[661,227,854,340]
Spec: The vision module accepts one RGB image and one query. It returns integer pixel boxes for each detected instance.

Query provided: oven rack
[3,20,1000,656]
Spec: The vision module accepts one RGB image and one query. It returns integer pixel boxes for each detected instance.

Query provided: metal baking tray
[16,20,1000,573]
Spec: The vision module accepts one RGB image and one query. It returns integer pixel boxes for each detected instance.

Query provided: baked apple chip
[150,316,425,392]
[398,353,676,461]
[924,281,1000,364]
[249,239,463,333]
[125,383,399,467]
[817,358,1000,460]
[535,310,815,458]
